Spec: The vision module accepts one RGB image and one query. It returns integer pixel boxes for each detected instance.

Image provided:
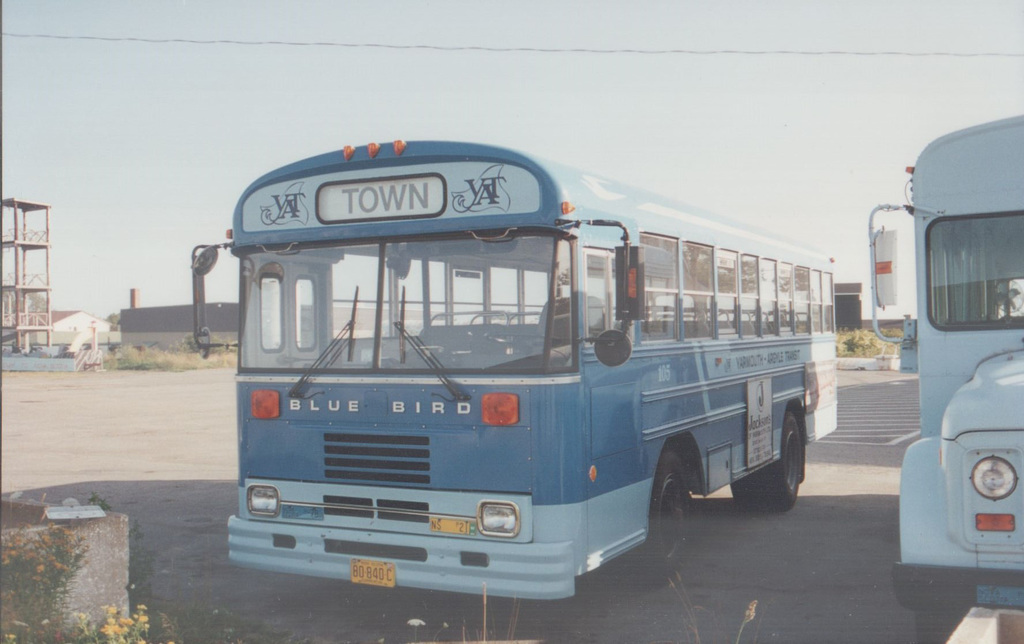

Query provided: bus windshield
[928,212,1024,329]
[239,234,575,373]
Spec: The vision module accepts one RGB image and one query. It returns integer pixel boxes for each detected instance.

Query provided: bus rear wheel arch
[730,407,805,512]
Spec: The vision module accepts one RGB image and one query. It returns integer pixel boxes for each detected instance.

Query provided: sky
[3,0,1023,321]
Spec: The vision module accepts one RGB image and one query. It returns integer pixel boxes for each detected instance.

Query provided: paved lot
[2,368,920,643]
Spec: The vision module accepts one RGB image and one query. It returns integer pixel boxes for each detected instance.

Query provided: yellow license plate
[430,517,476,535]
[350,558,396,588]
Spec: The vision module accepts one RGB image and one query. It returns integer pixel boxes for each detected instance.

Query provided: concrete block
[2,497,129,626]
[948,607,1024,644]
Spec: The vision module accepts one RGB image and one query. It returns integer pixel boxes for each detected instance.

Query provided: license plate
[430,517,476,536]
[977,584,1024,607]
[350,558,396,588]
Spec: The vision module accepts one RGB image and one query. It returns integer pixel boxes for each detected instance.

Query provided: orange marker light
[367,142,381,158]
[251,390,281,419]
[481,393,519,426]
[343,146,355,161]
[589,465,597,482]
[976,514,1015,532]
[225,229,233,240]
[393,140,407,156]
[561,201,576,215]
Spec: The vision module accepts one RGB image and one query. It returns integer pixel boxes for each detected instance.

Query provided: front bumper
[228,515,577,599]
[893,562,1024,612]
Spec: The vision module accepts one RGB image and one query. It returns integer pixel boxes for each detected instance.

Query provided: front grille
[323,495,430,524]
[324,433,431,485]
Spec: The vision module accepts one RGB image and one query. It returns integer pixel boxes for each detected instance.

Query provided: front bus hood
[942,350,1024,441]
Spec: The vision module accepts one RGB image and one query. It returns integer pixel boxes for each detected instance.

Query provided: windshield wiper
[289,287,359,399]
[394,287,470,402]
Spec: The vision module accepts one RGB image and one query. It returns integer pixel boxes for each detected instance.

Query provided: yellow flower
[101,623,124,636]
[137,615,150,624]
[136,604,148,611]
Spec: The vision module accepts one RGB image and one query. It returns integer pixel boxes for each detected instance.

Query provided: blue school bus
[192,140,837,599]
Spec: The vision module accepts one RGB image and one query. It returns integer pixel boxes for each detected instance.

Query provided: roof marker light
[561,201,576,215]
[367,142,381,158]
[343,146,355,161]
[393,140,407,156]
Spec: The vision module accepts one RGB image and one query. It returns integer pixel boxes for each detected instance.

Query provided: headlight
[247,485,280,516]
[971,457,1017,500]
[477,501,520,538]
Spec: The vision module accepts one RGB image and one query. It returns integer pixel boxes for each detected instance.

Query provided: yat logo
[451,165,510,213]
[261,182,308,226]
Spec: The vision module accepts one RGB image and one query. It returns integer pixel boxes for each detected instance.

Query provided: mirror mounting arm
[191,242,234,358]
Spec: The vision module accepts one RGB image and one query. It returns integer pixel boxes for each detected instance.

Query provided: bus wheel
[646,451,691,562]
[731,410,804,512]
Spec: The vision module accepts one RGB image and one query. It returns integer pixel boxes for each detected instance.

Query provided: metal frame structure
[2,199,53,348]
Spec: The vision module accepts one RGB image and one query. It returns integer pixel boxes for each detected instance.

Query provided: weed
[1,524,87,642]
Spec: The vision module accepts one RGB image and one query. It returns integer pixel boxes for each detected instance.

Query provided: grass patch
[106,335,236,372]
[836,328,902,358]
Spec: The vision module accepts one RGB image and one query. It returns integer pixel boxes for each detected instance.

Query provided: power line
[4,32,1023,58]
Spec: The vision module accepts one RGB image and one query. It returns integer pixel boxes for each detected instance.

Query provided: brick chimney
[130,289,141,309]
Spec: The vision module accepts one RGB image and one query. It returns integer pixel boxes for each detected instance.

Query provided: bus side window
[585,251,614,337]
[795,266,811,334]
[778,263,794,335]
[760,259,778,335]
[824,272,835,332]
[811,269,823,333]
[641,234,679,341]
[683,242,714,339]
[740,254,759,337]
[716,250,738,337]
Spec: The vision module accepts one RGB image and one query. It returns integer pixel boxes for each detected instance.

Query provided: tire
[646,451,691,562]
[731,410,804,512]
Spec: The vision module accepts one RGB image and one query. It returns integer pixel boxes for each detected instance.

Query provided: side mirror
[593,328,632,367]
[615,245,645,320]
[192,245,220,276]
[872,229,898,307]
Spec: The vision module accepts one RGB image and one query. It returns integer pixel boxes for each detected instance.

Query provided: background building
[120,302,238,350]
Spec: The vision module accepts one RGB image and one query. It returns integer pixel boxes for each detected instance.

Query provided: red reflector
[481,393,519,426]
[875,261,893,275]
[251,390,281,419]
[976,513,1015,532]
[367,142,380,158]
[343,145,355,161]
